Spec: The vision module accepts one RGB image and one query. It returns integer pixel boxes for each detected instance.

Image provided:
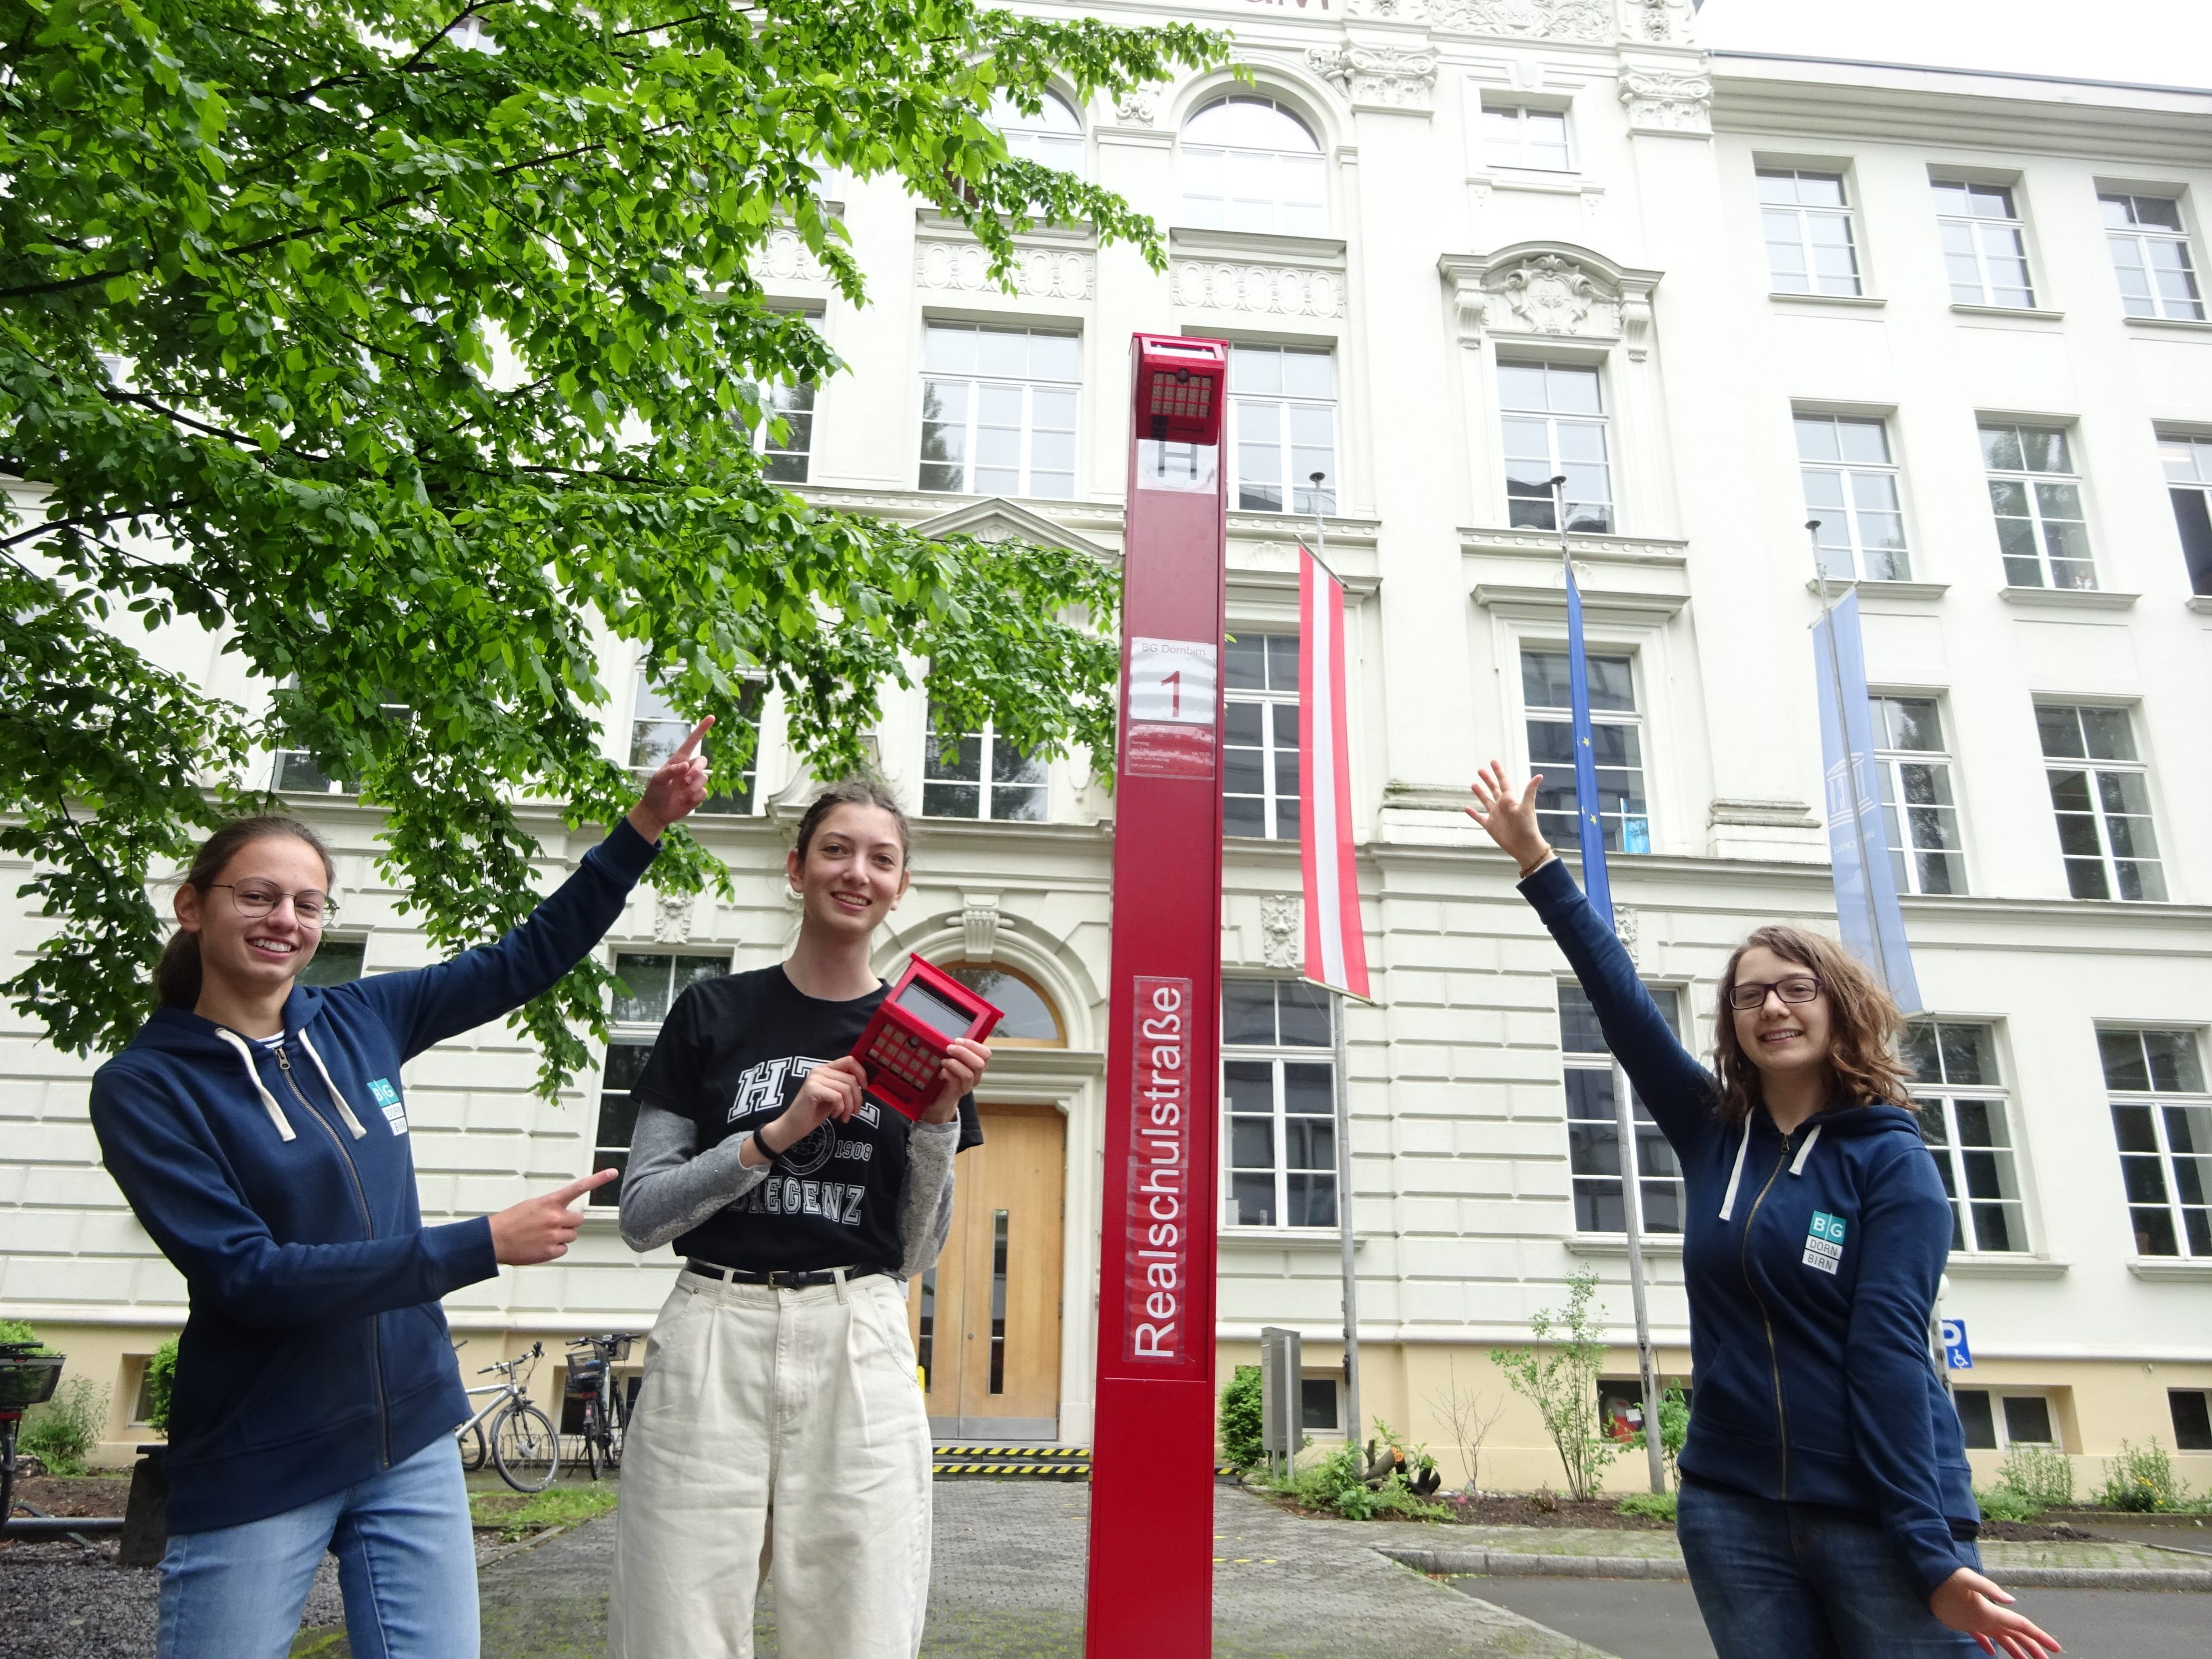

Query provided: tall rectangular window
[1483,102,1570,172]
[1905,1021,2023,1253]
[2159,433,2212,597]
[1523,648,1647,854]
[1934,179,2036,308]
[1758,169,1861,297]
[745,381,815,483]
[917,324,1078,499]
[1224,631,1299,841]
[1559,983,1684,1235]
[300,940,367,988]
[2100,193,2204,321]
[2100,1028,2210,1258]
[631,672,763,815]
[1229,344,1335,514]
[1500,362,1612,533]
[920,702,1047,822]
[1797,415,1908,581]
[2036,704,2164,902]
[1869,695,1965,896]
[1980,423,2094,591]
[1222,979,1335,1229]
[595,953,731,1207]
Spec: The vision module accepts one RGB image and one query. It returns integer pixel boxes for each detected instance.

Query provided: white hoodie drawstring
[295,1028,369,1139]
[1717,1122,1751,1221]
[213,1028,296,1142]
[1789,1122,1824,1176]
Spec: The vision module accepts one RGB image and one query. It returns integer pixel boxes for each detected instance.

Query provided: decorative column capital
[1618,69,1713,136]
[1308,44,1441,114]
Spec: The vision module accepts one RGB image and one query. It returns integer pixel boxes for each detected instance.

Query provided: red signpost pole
[1082,335,1231,1658]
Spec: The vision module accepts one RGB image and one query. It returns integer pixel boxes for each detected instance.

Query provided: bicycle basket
[0,1350,64,1410]
[563,1359,606,1396]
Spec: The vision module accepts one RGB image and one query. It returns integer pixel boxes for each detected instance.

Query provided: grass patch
[469,1484,619,1538]
[1615,1490,1677,1523]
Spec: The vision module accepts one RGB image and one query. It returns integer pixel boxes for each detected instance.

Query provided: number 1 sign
[1125,635,1219,780]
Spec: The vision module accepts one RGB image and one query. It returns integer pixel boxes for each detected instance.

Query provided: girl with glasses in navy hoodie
[90,720,714,1659]
[1469,762,2060,1659]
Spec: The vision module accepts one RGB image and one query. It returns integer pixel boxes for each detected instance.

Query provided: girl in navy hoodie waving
[1469,762,2059,1659]
[90,720,712,1659]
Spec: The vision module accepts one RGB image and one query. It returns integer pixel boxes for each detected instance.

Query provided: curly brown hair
[1712,925,1915,1125]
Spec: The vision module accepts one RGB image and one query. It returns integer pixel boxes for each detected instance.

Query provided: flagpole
[1552,475,1666,1495]
[1806,519,1894,994]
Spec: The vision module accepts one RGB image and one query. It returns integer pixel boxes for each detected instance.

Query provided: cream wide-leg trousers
[609,1268,933,1659]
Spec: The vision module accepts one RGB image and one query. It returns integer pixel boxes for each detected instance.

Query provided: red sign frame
[1084,336,1228,1657]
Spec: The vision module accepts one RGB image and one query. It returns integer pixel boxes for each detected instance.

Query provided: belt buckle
[765,1268,791,1289]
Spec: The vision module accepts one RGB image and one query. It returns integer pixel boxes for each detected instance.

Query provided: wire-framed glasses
[208,881,336,925]
[1728,976,1822,1011]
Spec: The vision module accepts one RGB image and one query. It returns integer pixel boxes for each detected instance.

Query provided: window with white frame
[2172,1388,2212,1452]
[2159,432,2212,597]
[1180,96,1326,237]
[1869,695,1965,896]
[2036,704,2165,902]
[300,940,366,989]
[743,381,814,483]
[1222,978,1335,1229]
[1758,168,1862,297]
[1904,1021,2024,1253]
[1797,414,1909,581]
[1523,648,1647,854]
[1980,423,2094,591]
[1224,630,1299,841]
[595,953,732,1207]
[2100,193,2203,321]
[990,88,1084,175]
[2102,1027,2210,1258]
[1229,343,1335,515]
[1934,179,2036,308]
[1559,982,1684,1235]
[1951,1389,2059,1451]
[271,686,412,794]
[1500,361,1612,533]
[920,701,1047,822]
[918,323,1078,499]
[631,671,763,815]
[1482,101,1570,172]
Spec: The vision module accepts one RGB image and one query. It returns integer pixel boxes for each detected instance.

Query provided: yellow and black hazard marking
[931,1444,1093,1478]
[931,1444,1091,1458]
[931,1460,1092,1478]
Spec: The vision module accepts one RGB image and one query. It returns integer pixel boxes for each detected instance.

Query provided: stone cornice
[1462,525,1688,566]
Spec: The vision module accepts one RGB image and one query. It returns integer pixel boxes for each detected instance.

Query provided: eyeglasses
[208,881,336,925]
[1728,976,1822,1011]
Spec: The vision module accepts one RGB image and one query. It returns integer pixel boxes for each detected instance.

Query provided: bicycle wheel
[455,1418,486,1472]
[1,1421,18,1526]
[581,1398,604,1482]
[491,1402,560,1493]
[607,1381,629,1470]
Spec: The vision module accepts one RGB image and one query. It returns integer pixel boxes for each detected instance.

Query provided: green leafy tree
[143,1336,179,1436]
[1625,1378,1691,1488]
[0,0,1226,1089]
[1218,1363,1264,1470]
[1491,1266,1620,1500]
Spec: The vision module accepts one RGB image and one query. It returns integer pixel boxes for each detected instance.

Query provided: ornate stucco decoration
[749,227,829,285]
[1113,87,1157,127]
[652,887,696,945]
[1635,0,1695,42]
[1613,905,1640,967]
[1439,241,1661,360]
[916,240,1094,300]
[1618,69,1713,135]
[1346,0,1428,16]
[1171,260,1343,318]
[961,891,1002,961]
[1261,895,1302,970]
[1429,0,1611,43]
[1307,44,1441,113]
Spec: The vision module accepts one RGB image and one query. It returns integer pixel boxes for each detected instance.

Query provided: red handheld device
[851,955,1002,1121]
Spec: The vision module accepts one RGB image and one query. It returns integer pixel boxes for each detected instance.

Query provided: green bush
[19,1377,107,1476]
[0,1318,53,1353]
[1976,1485,2039,1524]
[144,1338,179,1436]
[1492,1267,1620,1500]
[1616,1490,1677,1523]
[1219,1364,1264,1470]
[1276,1443,1450,1521]
[1994,1445,2073,1514]
[2097,1438,2187,1513]
[1625,1380,1693,1487]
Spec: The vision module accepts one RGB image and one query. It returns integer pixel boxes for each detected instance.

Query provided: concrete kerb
[1380,1546,2212,1593]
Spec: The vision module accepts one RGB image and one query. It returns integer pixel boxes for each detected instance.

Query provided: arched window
[939,962,1065,1047]
[991,89,1084,176]
[1181,96,1325,237]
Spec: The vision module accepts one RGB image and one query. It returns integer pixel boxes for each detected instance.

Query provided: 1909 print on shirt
[629,965,983,1273]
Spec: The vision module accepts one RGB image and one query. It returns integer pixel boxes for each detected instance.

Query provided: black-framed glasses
[208,881,336,925]
[1728,976,1822,1011]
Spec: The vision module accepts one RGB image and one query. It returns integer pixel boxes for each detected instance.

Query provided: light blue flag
[1811,590,1922,1013]
[1566,561,1614,930]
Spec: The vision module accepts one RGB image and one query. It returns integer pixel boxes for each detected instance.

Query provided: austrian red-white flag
[1298,546,1370,1000]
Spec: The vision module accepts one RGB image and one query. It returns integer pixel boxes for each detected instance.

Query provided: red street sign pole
[1084,334,1230,1658]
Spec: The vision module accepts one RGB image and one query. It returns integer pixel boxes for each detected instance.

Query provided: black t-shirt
[630,965,983,1272]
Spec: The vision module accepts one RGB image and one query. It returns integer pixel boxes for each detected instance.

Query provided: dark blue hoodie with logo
[1521,857,1978,1600]
[90,822,657,1534]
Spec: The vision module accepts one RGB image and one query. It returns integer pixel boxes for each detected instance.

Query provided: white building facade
[6,0,2212,1492]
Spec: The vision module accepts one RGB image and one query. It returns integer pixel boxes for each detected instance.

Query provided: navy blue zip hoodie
[1521,857,1978,1600]
[90,822,658,1534]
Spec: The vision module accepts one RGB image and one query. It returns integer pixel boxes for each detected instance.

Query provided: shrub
[2097,1438,2186,1513]
[0,1318,52,1353]
[1994,1445,2073,1514]
[1219,1364,1264,1470]
[1276,1442,1450,1521]
[19,1377,107,1476]
[144,1338,180,1436]
[1625,1379,1693,1487]
[1492,1267,1619,1500]
[1976,1485,2039,1524]
[1617,1490,1677,1523]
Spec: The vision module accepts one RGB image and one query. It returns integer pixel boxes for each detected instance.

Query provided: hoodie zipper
[1737,1130,1793,1498]
[273,1042,393,1470]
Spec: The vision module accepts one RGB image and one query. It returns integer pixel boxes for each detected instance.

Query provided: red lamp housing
[850,954,1003,1121]
[1132,334,1228,446]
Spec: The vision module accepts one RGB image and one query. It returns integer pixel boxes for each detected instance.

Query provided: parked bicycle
[0,1341,64,1529]
[452,1341,560,1493]
[565,1333,640,1481]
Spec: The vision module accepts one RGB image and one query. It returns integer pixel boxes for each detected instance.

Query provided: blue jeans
[1677,1476,1983,1658]
[156,1436,478,1659]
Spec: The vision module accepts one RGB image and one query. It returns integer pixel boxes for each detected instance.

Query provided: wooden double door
[907,1104,1065,1439]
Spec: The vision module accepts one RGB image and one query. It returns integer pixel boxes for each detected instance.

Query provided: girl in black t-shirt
[610,779,988,1659]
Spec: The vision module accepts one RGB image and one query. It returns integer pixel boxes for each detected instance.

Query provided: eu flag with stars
[1564,560,1614,930]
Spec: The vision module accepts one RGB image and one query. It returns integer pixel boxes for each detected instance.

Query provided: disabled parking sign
[1941,1318,1972,1370]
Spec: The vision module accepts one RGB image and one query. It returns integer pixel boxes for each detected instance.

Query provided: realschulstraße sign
[1084,334,1230,1657]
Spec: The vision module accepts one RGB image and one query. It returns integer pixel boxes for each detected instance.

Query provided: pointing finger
[546,1168,621,1205]
[672,715,716,762]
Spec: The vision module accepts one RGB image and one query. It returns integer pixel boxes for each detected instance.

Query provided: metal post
[1806,520,1894,993]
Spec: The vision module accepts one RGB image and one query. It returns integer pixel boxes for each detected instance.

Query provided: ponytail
[156,816,338,1009]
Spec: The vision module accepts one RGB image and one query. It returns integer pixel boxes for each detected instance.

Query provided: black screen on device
[897,980,973,1039]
